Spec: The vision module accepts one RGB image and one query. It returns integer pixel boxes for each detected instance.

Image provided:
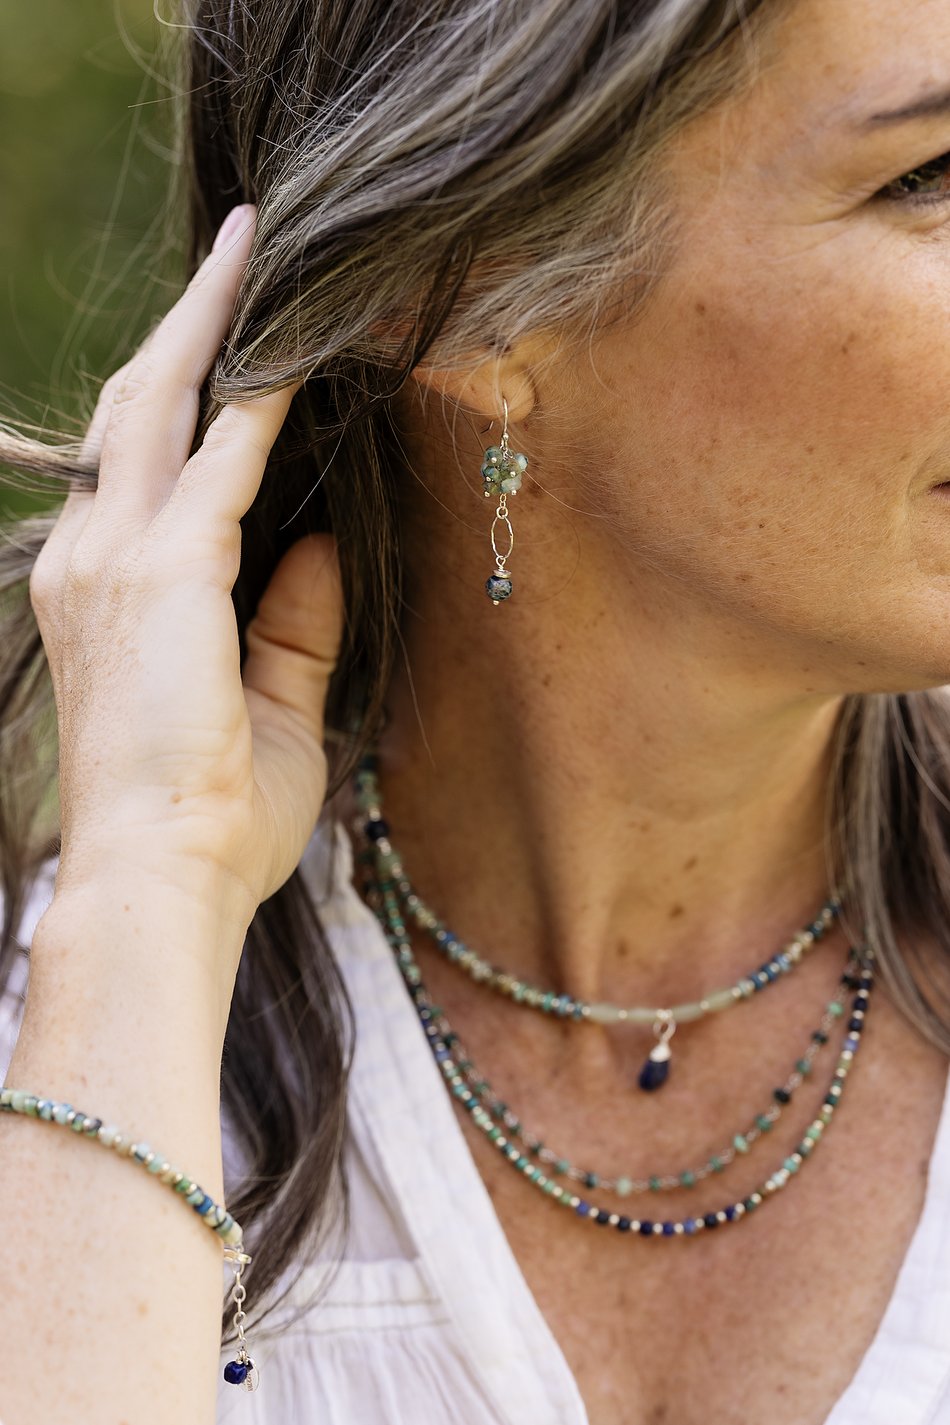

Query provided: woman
[1,0,949,1418]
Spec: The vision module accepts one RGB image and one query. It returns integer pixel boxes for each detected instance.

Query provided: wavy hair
[2,0,949,1351]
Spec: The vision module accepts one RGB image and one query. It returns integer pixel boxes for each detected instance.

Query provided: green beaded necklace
[349,752,876,1239]
[353,752,844,1092]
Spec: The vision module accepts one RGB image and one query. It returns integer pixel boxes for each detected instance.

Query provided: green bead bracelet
[0,1085,260,1391]
[0,1085,244,1246]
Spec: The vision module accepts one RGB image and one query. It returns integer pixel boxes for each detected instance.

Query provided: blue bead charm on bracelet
[223,1353,258,1388]
[482,396,527,604]
[222,1246,261,1390]
[0,1085,261,1394]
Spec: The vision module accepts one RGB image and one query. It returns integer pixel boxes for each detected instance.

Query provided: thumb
[242,532,345,739]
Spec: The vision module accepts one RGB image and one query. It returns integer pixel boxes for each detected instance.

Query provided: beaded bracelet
[0,1085,260,1392]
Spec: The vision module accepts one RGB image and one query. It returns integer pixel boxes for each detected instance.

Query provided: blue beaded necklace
[353,821,874,1234]
[349,754,876,1237]
[352,751,844,1092]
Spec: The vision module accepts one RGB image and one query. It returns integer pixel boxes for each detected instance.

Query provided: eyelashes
[879,149,950,207]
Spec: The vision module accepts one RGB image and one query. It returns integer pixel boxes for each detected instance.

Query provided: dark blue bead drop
[486,574,513,602]
[638,1056,670,1091]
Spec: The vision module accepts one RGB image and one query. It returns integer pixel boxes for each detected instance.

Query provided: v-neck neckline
[324,814,589,1423]
[322,813,950,1425]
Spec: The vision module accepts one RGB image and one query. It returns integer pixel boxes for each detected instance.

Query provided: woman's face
[541,0,950,695]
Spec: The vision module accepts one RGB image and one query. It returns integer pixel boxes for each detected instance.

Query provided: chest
[491,1198,907,1425]
[452,1004,947,1425]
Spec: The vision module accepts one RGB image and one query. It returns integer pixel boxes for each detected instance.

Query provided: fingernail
[212,203,254,254]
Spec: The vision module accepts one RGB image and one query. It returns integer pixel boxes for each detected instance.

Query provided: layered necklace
[350,750,874,1237]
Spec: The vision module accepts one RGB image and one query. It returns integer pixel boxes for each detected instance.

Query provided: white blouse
[2,813,949,1424]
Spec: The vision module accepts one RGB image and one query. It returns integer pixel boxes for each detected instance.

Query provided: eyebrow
[860,83,950,129]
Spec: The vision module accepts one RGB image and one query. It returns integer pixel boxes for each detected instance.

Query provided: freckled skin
[563,46,950,698]
[347,8,950,1420]
[380,0,950,1012]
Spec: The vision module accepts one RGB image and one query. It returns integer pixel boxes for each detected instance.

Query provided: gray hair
[0,0,946,1357]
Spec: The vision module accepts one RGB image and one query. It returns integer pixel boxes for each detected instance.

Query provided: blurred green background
[0,0,174,519]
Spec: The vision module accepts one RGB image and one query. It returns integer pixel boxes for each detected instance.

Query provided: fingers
[31,201,302,674]
[29,355,142,639]
[144,379,303,579]
[92,204,258,525]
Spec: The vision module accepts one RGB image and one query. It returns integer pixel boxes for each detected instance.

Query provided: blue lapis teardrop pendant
[638,1012,676,1091]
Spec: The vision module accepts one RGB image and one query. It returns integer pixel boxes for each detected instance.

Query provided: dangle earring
[481,397,528,604]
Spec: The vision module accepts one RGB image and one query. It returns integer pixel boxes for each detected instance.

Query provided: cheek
[588,231,950,610]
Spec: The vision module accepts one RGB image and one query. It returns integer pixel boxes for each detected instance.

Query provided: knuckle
[64,535,110,593]
[87,324,162,425]
[95,381,151,464]
[96,360,135,410]
[100,362,132,401]
[29,509,78,612]
[29,549,60,618]
[111,358,157,410]
[81,368,131,463]
[99,364,201,459]
[201,411,272,463]
[145,504,242,583]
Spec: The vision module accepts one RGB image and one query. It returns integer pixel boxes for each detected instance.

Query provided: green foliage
[0,0,176,517]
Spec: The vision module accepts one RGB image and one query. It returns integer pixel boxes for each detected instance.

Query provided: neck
[357,537,847,1011]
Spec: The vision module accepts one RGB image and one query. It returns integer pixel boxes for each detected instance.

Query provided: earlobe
[407,357,537,425]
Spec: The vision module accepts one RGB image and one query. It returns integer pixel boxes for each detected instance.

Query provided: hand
[29,204,345,936]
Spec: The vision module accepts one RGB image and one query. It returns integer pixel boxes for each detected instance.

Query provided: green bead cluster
[481,443,528,496]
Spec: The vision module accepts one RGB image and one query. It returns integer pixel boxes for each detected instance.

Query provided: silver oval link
[491,509,514,567]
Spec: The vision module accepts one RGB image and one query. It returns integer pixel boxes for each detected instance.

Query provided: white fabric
[2,818,949,1423]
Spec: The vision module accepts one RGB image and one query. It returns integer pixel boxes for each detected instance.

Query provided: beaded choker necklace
[352,753,844,1092]
[349,752,875,1239]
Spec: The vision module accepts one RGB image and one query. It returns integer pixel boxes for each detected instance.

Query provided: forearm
[0,878,247,1425]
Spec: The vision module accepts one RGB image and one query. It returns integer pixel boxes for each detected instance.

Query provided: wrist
[30,867,254,1045]
[8,889,231,1212]
[50,839,260,934]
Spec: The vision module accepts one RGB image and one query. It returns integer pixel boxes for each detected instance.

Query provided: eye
[878,149,950,206]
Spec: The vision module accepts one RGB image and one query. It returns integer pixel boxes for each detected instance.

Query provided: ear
[406,329,558,426]
[408,360,531,425]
